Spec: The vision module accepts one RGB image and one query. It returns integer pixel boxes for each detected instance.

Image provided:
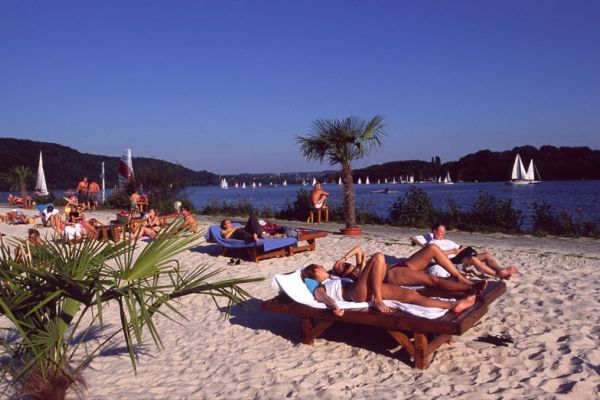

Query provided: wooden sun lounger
[262,280,506,369]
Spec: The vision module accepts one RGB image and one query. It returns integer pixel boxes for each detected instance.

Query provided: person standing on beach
[130,189,141,213]
[310,182,329,209]
[429,223,519,279]
[77,177,89,209]
[88,180,100,210]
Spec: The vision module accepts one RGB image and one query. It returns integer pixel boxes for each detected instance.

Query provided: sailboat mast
[101,162,106,203]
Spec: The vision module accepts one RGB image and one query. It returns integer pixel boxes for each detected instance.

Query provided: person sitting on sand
[332,245,486,294]
[41,205,60,227]
[429,222,519,280]
[301,252,476,315]
[310,182,329,209]
[7,209,28,225]
[15,228,45,262]
[8,194,24,205]
[139,208,161,239]
[179,205,198,233]
[220,215,268,242]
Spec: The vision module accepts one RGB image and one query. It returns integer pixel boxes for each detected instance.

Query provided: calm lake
[3,180,599,226]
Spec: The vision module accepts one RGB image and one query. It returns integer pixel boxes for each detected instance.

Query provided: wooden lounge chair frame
[214,231,328,263]
[262,281,506,369]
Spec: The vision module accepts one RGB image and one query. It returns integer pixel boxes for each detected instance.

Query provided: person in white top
[301,252,476,316]
[430,223,519,280]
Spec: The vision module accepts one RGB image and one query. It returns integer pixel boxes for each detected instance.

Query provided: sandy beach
[0,206,599,399]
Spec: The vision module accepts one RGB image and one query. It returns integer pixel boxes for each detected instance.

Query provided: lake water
[185,180,600,226]
[3,180,599,226]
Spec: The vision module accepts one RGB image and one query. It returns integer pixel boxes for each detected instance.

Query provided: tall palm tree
[2,165,34,197]
[296,115,385,230]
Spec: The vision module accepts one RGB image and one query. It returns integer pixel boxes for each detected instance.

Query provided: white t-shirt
[43,208,59,217]
[428,238,460,252]
[322,276,352,302]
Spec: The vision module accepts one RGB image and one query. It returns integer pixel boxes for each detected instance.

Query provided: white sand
[1,206,599,399]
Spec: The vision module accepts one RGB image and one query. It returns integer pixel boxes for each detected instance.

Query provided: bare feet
[497,266,519,280]
[451,295,476,314]
[373,299,392,314]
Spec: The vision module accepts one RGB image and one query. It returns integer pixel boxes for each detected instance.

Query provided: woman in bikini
[301,252,476,316]
[139,209,161,239]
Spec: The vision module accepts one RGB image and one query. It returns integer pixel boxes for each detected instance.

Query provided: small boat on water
[302,179,307,186]
[312,177,317,186]
[371,188,397,194]
[282,180,287,186]
[357,177,362,184]
[526,159,542,184]
[365,177,370,185]
[242,182,246,189]
[34,151,49,196]
[508,154,532,185]
[338,177,342,185]
[220,178,229,189]
[443,172,454,184]
[252,182,257,189]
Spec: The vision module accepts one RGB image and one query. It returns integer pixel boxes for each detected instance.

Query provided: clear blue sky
[1,0,599,174]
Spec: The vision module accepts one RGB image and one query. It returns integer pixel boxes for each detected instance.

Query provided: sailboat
[338,177,342,185]
[392,177,397,184]
[409,175,415,183]
[220,178,229,189]
[242,182,246,189]
[526,159,541,184]
[234,182,239,188]
[443,172,454,184]
[312,177,317,186]
[34,151,49,196]
[282,180,287,186]
[302,179,307,186]
[357,177,362,184]
[509,154,531,185]
[377,179,381,184]
[252,182,257,189]
[365,176,370,185]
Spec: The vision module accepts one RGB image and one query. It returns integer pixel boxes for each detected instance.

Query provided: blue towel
[205,224,297,252]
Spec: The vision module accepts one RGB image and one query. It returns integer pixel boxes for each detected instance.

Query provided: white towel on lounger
[271,270,450,319]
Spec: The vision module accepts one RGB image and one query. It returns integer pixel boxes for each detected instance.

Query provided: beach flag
[119,148,134,187]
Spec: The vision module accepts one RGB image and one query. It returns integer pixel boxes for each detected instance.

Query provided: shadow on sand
[226,298,415,367]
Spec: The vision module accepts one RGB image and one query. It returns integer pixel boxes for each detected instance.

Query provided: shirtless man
[88,180,100,210]
[130,190,141,212]
[429,223,519,279]
[179,205,198,233]
[310,182,329,209]
[77,177,89,210]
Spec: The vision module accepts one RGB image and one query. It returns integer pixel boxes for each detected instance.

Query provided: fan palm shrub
[0,220,261,399]
[296,116,385,231]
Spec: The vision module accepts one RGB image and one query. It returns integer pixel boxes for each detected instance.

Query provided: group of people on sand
[301,223,518,316]
[76,176,101,211]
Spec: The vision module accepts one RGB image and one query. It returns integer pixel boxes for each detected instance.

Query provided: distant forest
[343,145,600,183]
[0,138,219,190]
[1,139,598,191]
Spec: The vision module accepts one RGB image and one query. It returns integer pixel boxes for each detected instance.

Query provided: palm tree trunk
[341,164,357,228]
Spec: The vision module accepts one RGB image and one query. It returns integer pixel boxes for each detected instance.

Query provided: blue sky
[1,0,599,174]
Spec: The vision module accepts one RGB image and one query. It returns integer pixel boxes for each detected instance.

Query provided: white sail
[365,176,370,185]
[252,182,256,188]
[242,182,246,189]
[443,172,453,184]
[302,179,307,186]
[409,175,414,183]
[384,178,388,183]
[357,178,362,184]
[34,151,49,195]
[119,148,134,187]
[338,177,342,185]
[438,176,442,183]
[510,154,529,181]
[258,182,262,187]
[282,180,287,186]
[220,178,229,189]
[312,177,317,186]
[377,179,381,184]
[392,177,397,184]
[526,160,535,181]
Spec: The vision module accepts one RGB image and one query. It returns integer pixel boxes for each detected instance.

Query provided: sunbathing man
[179,206,198,233]
[220,215,267,242]
[301,252,476,316]
[429,223,519,279]
[332,245,485,293]
[310,183,329,209]
[15,228,45,262]
[8,194,24,205]
[7,209,27,225]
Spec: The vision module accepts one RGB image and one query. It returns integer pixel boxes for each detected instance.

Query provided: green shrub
[466,191,522,233]
[389,186,436,228]
[531,202,600,238]
[276,189,311,221]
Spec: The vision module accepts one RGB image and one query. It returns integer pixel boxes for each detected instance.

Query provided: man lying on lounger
[301,252,476,315]
[331,245,486,294]
[429,222,519,280]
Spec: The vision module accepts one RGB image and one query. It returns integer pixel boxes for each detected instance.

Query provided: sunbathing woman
[332,245,485,293]
[301,252,476,316]
[139,208,161,238]
[220,215,267,242]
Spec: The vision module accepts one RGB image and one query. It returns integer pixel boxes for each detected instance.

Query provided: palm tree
[296,115,385,231]
[0,220,262,399]
[2,165,34,197]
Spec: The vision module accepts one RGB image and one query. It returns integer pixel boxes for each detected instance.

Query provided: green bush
[389,186,436,228]
[531,201,600,238]
[276,189,311,221]
[466,191,522,233]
